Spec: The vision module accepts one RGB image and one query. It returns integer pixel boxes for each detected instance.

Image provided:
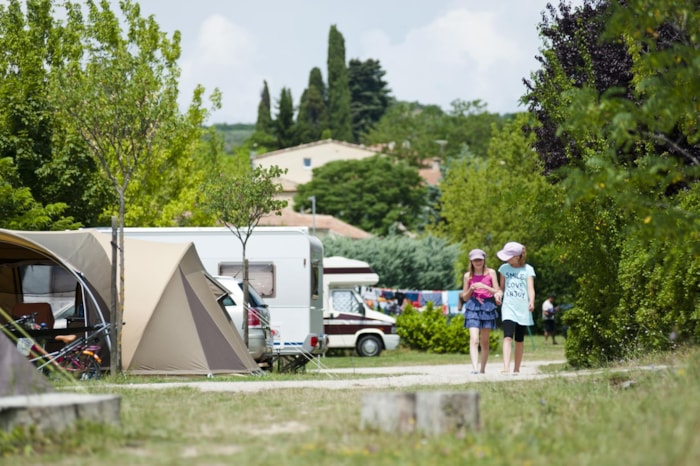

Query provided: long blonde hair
[469,258,487,276]
[517,246,527,267]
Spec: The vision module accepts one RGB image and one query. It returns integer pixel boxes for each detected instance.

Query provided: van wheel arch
[356,334,383,357]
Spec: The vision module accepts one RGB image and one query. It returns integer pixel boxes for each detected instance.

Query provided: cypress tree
[348,58,392,142]
[326,25,353,142]
[255,80,274,133]
[275,87,297,148]
[297,67,329,143]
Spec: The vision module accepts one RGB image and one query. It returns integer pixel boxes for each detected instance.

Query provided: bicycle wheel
[59,351,102,380]
[77,351,102,380]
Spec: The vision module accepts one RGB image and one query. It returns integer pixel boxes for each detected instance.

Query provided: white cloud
[166,0,573,122]
[197,15,254,67]
[179,14,263,123]
[359,6,534,113]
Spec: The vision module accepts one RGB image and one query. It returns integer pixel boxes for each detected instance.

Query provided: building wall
[253,140,378,186]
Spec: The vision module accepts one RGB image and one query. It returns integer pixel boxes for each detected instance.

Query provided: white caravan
[323,256,399,357]
[98,227,328,368]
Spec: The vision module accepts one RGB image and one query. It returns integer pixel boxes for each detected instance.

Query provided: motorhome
[97,227,328,368]
[323,256,399,357]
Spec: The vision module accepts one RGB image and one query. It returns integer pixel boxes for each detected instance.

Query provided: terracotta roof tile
[255,138,376,159]
[257,209,372,239]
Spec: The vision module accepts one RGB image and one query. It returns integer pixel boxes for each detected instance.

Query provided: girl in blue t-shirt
[496,241,536,374]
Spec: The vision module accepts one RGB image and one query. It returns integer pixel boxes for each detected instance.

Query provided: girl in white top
[496,242,536,374]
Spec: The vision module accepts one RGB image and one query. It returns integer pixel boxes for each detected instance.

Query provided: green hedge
[396,302,499,354]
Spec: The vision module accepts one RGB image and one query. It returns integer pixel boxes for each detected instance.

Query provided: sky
[126,0,576,125]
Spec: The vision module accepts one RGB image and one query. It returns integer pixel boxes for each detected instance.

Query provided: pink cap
[468,249,486,260]
[497,242,524,261]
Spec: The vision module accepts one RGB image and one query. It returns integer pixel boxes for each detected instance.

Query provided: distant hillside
[211,123,255,152]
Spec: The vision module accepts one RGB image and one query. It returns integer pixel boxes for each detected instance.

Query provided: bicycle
[2,312,42,356]
[28,322,111,381]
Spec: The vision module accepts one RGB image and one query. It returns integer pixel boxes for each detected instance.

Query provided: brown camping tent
[0,229,258,375]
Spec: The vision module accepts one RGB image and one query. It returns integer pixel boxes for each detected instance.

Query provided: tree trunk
[109,216,118,376]
[243,257,249,347]
[116,196,126,373]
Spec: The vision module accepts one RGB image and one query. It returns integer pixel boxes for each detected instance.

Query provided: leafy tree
[0,157,80,230]
[439,113,566,291]
[523,0,700,366]
[327,25,353,142]
[218,137,255,176]
[274,87,297,148]
[294,155,428,236]
[363,102,446,166]
[323,234,459,290]
[297,67,329,143]
[348,58,392,142]
[0,0,111,227]
[200,165,288,344]
[212,123,255,152]
[363,100,504,167]
[523,0,634,173]
[115,91,225,227]
[442,100,509,162]
[50,0,218,372]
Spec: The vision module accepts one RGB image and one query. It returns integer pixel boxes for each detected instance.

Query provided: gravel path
[116,360,578,393]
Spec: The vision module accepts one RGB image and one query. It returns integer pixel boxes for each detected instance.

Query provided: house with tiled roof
[253,139,379,207]
[252,139,442,238]
[257,209,372,239]
[418,158,442,187]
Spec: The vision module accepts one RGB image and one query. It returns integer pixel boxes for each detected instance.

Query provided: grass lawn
[323,332,566,367]
[2,342,698,465]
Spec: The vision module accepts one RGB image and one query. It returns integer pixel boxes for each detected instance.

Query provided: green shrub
[562,183,700,367]
[396,302,499,354]
[395,303,437,351]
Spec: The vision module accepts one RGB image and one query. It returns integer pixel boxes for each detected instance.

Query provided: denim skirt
[463,297,498,329]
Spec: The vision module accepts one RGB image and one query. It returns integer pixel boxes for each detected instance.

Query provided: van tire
[356,335,383,357]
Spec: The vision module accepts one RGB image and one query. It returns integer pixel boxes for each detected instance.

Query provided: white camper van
[323,256,399,357]
[99,227,328,368]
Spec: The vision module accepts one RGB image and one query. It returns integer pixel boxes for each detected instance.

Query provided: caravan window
[331,290,362,313]
[311,260,321,299]
[218,262,275,298]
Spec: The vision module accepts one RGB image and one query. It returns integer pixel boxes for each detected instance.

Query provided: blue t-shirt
[498,263,536,326]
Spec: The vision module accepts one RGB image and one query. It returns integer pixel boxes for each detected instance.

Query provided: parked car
[214,276,274,367]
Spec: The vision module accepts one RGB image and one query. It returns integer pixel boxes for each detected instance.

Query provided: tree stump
[360,392,416,433]
[360,390,480,435]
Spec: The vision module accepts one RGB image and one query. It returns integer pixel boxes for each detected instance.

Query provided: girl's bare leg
[514,341,524,373]
[479,328,490,373]
[469,327,480,372]
[502,337,512,373]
